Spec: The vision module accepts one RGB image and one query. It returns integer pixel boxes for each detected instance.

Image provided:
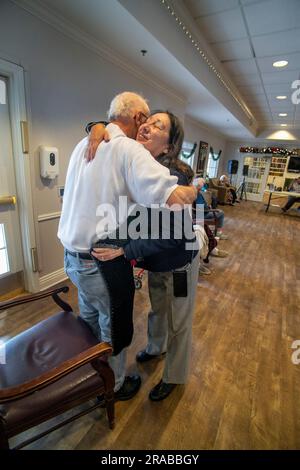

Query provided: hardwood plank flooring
[1,201,299,449]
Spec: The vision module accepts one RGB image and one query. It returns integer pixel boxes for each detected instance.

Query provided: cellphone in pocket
[173,270,188,297]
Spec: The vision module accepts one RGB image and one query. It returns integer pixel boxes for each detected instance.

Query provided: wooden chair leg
[0,420,9,449]
[105,391,115,429]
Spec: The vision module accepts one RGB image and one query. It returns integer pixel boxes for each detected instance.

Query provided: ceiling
[15,0,300,141]
[184,0,300,132]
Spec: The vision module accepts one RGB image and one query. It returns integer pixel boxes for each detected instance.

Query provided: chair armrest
[0,342,112,403]
[0,286,72,312]
[218,186,227,196]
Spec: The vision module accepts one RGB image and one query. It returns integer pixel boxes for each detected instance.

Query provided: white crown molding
[12,0,187,106]
[161,0,257,133]
[39,267,67,291]
[37,211,61,222]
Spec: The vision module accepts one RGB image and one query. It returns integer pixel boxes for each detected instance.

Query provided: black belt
[66,249,93,260]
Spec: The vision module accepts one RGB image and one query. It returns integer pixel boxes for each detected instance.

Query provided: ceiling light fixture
[272,60,288,68]
[278,113,287,116]
[280,124,287,127]
[276,95,287,100]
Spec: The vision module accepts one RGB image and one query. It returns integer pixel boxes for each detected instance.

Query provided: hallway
[3,201,300,449]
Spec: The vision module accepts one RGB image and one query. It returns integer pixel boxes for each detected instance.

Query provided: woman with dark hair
[90,111,200,401]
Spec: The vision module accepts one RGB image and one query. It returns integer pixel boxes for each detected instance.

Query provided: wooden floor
[1,201,300,449]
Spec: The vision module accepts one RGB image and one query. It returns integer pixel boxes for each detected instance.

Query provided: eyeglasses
[139,112,149,124]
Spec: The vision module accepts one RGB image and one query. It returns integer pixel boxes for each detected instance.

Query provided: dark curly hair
[150,110,194,183]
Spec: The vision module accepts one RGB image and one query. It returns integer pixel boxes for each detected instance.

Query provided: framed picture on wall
[196,141,208,174]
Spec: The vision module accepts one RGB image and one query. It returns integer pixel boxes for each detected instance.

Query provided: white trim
[12,0,186,106]
[0,58,40,293]
[38,211,61,222]
[39,267,67,291]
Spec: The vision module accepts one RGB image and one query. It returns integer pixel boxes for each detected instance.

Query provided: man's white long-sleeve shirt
[58,123,178,252]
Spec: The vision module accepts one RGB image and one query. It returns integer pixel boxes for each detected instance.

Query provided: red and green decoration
[240,146,300,156]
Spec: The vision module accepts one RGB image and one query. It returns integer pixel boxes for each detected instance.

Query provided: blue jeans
[204,209,224,228]
[64,250,126,391]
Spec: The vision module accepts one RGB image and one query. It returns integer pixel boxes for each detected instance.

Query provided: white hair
[107,91,149,121]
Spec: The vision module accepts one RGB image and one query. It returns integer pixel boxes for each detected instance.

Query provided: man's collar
[106,122,127,138]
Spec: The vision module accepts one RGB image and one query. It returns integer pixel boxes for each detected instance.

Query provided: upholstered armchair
[208,178,229,204]
[0,286,115,450]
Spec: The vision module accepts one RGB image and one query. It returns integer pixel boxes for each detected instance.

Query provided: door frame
[240,155,271,202]
[0,58,39,292]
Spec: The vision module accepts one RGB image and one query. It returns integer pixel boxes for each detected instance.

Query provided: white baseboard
[39,267,68,291]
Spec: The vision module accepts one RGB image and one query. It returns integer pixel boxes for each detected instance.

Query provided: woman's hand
[85,124,111,162]
[195,177,206,191]
[91,246,124,261]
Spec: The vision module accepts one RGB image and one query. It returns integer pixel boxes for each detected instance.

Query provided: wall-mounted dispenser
[39,146,59,180]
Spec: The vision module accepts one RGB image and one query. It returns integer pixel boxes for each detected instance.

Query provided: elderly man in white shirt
[58,91,196,401]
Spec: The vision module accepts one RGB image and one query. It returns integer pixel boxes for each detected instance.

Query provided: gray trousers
[146,252,200,384]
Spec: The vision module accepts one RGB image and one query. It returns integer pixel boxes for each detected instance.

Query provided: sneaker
[199,264,211,275]
[149,379,177,401]
[216,232,229,240]
[211,248,229,258]
[115,375,141,401]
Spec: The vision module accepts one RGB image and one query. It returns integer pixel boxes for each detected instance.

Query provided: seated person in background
[194,185,229,240]
[219,174,239,205]
[282,177,300,212]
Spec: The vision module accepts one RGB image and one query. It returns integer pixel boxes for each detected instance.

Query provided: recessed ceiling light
[273,60,288,68]
[280,124,287,127]
[278,113,287,116]
[276,95,287,100]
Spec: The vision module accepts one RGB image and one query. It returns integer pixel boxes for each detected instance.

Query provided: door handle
[0,196,17,206]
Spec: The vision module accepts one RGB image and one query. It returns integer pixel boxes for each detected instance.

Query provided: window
[206,152,220,178]
[0,77,6,104]
[0,224,10,276]
[180,141,196,169]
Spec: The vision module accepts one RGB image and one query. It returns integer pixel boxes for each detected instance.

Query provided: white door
[240,156,271,202]
[0,76,24,295]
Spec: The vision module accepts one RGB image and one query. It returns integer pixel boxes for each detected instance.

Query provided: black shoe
[114,375,141,401]
[136,349,160,363]
[149,379,177,401]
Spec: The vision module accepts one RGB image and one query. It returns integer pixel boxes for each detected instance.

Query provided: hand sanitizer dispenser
[39,146,59,180]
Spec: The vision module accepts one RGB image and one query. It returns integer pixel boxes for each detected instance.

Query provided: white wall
[183,117,227,174]
[0,0,219,282]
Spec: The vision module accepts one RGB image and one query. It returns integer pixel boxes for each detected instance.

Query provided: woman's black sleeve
[85,121,108,134]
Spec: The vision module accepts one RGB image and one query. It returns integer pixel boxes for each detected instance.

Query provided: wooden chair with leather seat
[0,286,115,450]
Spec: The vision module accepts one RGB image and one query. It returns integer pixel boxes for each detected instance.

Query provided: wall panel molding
[39,267,67,291]
[38,211,61,222]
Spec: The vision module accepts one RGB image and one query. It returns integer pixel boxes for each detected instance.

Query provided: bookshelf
[268,156,287,176]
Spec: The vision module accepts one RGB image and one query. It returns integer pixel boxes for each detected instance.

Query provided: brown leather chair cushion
[0,312,110,435]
